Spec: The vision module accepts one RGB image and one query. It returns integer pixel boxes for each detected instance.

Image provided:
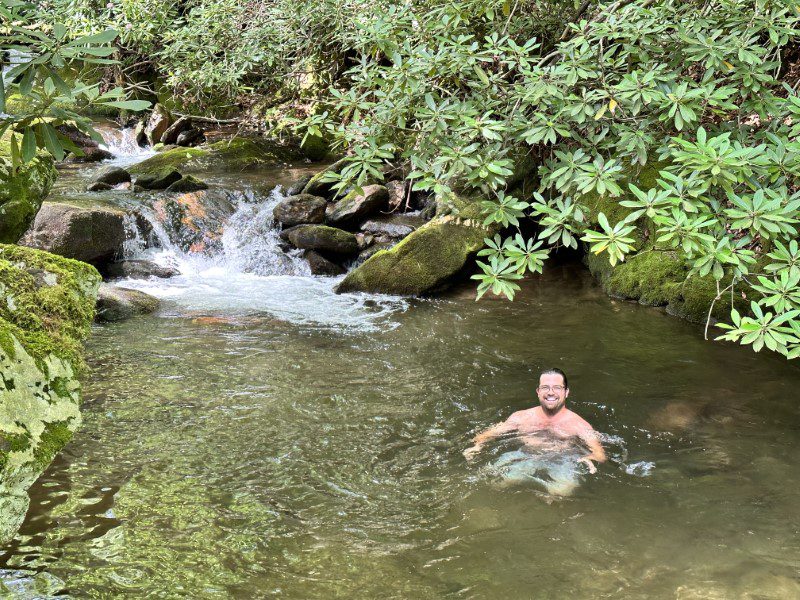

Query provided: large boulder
[95,284,160,322]
[145,104,173,146]
[0,244,100,545]
[584,249,750,323]
[20,203,127,266]
[326,184,390,229]
[281,224,359,256]
[336,205,495,296]
[273,194,326,227]
[128,137,307,179]
[0,143,58,243]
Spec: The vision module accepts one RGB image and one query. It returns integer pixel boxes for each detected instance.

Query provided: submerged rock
[91,166,131,186]
[86,182,113,192]
[0,143,57,243]
[326,184,390,229]
[95,284,160,322]
[103,260,179,280]
[20,203,126,266]
[0,244,100,545]
[304,250,346,275]
[336,210,494,296]
[273,194,326,227]
[282,224,359,256]
[165,175,209,193]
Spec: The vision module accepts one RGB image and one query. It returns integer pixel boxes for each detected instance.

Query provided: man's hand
[577,457,597,474]
[463,444,482,461]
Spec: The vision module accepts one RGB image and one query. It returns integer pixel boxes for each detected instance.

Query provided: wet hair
[540,368,568,388]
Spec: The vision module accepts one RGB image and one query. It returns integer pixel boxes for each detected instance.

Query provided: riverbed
[2,136,799,598]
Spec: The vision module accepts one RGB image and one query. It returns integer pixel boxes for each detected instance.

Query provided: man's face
[536,373,569,414]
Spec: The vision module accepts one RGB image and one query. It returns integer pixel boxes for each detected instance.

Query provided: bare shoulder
[507,407,538,425]
[563,409,597,436]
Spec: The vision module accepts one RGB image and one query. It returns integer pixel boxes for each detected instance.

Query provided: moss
[434,191,487,221]
[129,137,306,177]
[0,142,58,243]
[302,158,348,198]
[585,247,749,323]
[0,244,98,544]
[336,213,495,296]
[299,134,332,162]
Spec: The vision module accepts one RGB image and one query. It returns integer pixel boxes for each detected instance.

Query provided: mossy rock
[336,211,496,296]
[128,137,306,177]
[0,244,100,544]
[0,142,58,243]
[585,248,749,323]
[299,134,332,162]
[302,158,348,198]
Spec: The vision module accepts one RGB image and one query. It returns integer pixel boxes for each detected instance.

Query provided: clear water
[2,136,800,599]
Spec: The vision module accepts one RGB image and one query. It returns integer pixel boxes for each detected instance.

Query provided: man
[464,368,606,494]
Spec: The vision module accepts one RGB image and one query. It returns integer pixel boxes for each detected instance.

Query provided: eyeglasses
[537,385,565,393]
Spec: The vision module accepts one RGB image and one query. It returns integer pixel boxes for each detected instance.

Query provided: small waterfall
[97,125,155,165]
[127,186,309,277]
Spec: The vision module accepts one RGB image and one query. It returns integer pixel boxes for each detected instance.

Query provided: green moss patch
[0,142,58,243]
[0,244,100,544]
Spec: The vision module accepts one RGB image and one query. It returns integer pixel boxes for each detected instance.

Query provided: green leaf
[21,127,37,163]
[97,99,151,111]
[67,29,119,46]
[38,123,65,161]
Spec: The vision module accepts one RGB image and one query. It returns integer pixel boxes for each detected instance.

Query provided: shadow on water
[3,146,800,597]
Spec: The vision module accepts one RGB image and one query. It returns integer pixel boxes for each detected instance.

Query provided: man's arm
[463,417,519,460]
[576,427,606,473]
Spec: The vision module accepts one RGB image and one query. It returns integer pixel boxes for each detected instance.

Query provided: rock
[273,194,327,227]
[160,117,192,145]
[19,203,127,266]
[176,128,204,147]
[336,210,495,296]
[286,175,313,196]
[355,232,373,250]
[145,103,173,145]
[103,260,179,280]
[281,224,359,256]
[95,284,160,322]
[0,244,100,545]
[135,168,183,190]
[299,134,331,161]
[584,248,751,323]
[302,158,347,198]
[326,184,390,229]
[361,214,424,239]
[305,250,346,275]
[134,120,148,147]
[65,146,114,163]
[386,180,406,210]
[355,242,394,265]
[128,137,306,177]
[91,166,131,186]
[86,182,113,192]
[149,190,237,254]
[165,175,209,193]
[0,144,57,243]
[56,125,114,162]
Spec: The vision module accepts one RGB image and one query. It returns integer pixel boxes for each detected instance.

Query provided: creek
[1,132,799,598]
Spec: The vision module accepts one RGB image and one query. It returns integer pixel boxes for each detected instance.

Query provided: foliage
[0,0,148,170]
[297,0,800,359]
